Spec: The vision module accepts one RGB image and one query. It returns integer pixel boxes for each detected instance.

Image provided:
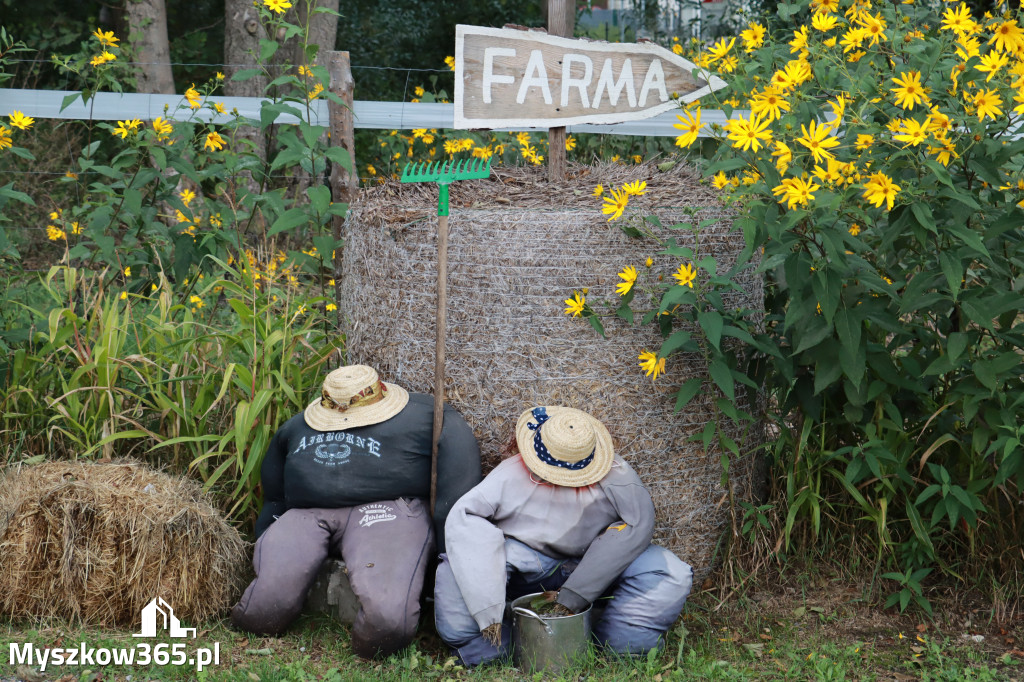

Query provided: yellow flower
[772,176,820,209]
[772,58,812,92]
[840,27,867,53]
[602,188,629,221]
[472,145,493,159]
[445,55,456,70]
[855,133,875,150]
[638,350,666,381]
[308,83,324,100]
[724,114,773,152]
[71,222,82,234]
[180,189,196,206]
[929,140,958,166]
[92,29,119,47]
[153,117,173,138]
[812,0,840,13]
[214,102,226,114]
[990,20,1024,54]
[893,117,928,146]
[9,111,33,130]
[414,86,425,97]
[711,171,730,189]
[189,295,204,309]
[673,107,703,148]
[616,265,638,296]
[707,37,736,63]
[646,257,653,267]
[790,26,809,53]
[824,36,837,47]
[749,87,790,122]
[622,180,647,196]
[263,0,293,14]
[673,262,697,287]
[740,22,766,52]
[90,51,116,67]
[975,51,1008,81]
[216,71,225,80]
[672,43,683,55]
[120,291,128,300]
[891,71,930,110]
[326,303,338,312]
[516,131,531,145]
[796,120,840,164]
[812,13,839,31]
[112,120,134,139]
[565,136,577,151]
[855,12,888,46]
[185,84,201,109]
[0,125,12,151]
[593,184,604,196]
[956,35,981,61]
[849,223,861,236]
[564,290,586,317]
[772,141,793,172]
[972,88,1003,120]
[204,131,226,151]
[123,266,132,277]
[46,225,66,241]
[862,171,901,210]
[941,3,979,36]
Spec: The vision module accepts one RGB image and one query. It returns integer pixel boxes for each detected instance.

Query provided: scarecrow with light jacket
[434,405,693,666]
[231,364,481,659]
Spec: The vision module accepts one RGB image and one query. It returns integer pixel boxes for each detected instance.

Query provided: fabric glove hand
[482,623,501,647]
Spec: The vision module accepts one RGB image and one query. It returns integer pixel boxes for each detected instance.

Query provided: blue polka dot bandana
[526,407,595,471]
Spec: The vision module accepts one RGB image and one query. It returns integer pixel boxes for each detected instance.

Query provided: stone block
[303,558,358,625]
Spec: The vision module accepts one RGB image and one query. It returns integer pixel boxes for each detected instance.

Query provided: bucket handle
[512,606,555,636]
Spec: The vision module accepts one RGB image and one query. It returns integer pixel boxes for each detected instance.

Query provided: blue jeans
[434,538,693,666]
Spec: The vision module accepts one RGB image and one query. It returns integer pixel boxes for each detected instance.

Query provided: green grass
[2,587,1021,682]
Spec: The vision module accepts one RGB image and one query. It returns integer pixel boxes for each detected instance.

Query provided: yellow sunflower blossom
[796,120,840,164]
[975,51,1009,81]
[863,171,901,210]
[941,3,980,37]
[855,133,875,150]
[616,265,638,296]
[185,84,201,109]
[153,117,173,139]
[622,180,647,196]
[9,111,34,130]
[856,12,888,46]
[891,70,930,110]
[790,26,810,54]
[893,117,928,146]
[46,224,66,241]
[971,88,1004,120]
[90,51,116,67]
[593,184,604,196]
[564,290,586,317]
[673,262,697,287]
[772,176,820,209]
[673,107,703,148]
[990,20,1024,54]
[92,28,119,47]
[180,189,196,207]
[638,350,666,381]
[772,141,793,173]
[263,0,293,14]
[711,171,730,189]
[812,13,840,32]
[740,22,766,52]
[724,114,773,152]
[749,87,790,122]
[204,131,226,151]
[602,188,629,221]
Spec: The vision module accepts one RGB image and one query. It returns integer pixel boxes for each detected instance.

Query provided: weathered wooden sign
[454,24,726,129]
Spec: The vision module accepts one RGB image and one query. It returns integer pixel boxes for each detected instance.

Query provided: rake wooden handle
[430,211,448,517]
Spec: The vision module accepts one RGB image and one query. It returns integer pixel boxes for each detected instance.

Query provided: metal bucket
[511,593,592,674]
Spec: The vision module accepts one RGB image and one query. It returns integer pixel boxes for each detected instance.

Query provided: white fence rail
[0,88,728,137]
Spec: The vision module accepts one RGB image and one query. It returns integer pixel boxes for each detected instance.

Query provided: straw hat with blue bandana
[514,406,614,487]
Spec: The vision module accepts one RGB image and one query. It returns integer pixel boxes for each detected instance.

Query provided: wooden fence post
[547,0,574,183]
[327,50,357,330]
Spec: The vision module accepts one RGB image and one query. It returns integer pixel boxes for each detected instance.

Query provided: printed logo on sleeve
[357,503,397,527]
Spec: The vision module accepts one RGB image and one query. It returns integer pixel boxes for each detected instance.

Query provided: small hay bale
[341,162,764,579]
[0,460,249,626]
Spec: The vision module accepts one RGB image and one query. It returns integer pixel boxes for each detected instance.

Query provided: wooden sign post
[454,24,726,131]
[547,0,574,183]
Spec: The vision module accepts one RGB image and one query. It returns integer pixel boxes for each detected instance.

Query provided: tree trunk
[224,0,267,98]
[292,0,339,67]
[125,0,175,94]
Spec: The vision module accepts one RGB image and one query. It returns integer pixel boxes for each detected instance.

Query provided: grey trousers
[231,499,434,658]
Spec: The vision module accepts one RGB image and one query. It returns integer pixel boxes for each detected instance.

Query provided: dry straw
[0,460,249,626]
[341,161,764,577]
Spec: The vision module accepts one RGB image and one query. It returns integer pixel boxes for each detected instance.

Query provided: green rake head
[400,158,492,216]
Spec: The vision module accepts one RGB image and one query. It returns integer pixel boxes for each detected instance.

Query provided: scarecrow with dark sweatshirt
[434,405,693,666]
[231,364,481,659]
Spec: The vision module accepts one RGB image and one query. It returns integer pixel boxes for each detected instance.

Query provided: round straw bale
[340,161,765,579]
[0,459,249,626]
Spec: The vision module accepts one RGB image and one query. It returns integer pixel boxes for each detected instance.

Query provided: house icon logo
[132,597,197,638]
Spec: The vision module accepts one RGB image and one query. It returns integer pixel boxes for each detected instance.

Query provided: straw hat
[515,406,614,487]
[304,365,409,432]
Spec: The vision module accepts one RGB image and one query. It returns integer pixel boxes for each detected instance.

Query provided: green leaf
[939,251,962,300]
[910,202,936,234]
[232,68,262,82]
[260,39,279,62]
[674,378,702,412]
[659,329,693,358]
[325,147,353,172]
[947,332,968,363]
[268,208,311,237]
[708,359,735,401]
[946,223,990,259]
[698,310,723,349]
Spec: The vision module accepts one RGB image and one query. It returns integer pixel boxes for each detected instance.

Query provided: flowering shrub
[573,0,1024,609]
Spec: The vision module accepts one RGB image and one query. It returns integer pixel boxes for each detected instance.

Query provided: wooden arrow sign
[454,24,727,130]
